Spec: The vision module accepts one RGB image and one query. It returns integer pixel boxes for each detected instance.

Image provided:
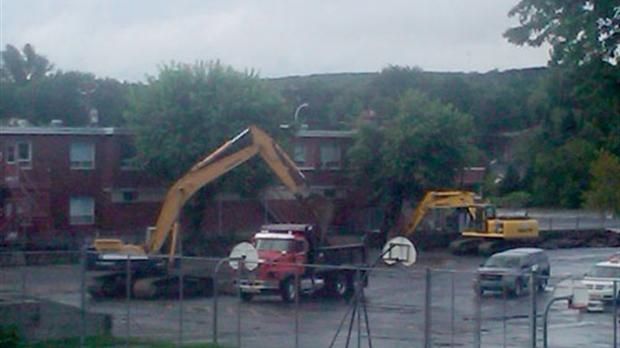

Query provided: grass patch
[22,335,230,348]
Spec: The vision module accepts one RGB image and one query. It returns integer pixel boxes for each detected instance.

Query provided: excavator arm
[403,190,478,237]
[87,125,313,299]
[93,125,309,260]
[145,125,309,254]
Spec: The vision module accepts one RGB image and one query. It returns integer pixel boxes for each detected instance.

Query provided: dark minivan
[476,248,550,297]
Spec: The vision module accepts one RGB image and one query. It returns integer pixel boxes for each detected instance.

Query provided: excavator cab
[467,204,497,233]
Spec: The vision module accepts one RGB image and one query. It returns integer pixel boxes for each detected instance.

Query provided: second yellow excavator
[400,190,538,255]
[87,125,315,299]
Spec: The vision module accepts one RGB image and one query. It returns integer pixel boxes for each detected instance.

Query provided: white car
[583,255,620,312]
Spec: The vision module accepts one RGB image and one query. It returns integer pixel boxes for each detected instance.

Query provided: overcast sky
[1,0,550,82]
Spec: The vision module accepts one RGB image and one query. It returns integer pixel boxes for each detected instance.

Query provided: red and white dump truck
[236,223,368,302]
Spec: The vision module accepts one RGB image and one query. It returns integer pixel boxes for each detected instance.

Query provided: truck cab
[237,224,366,302]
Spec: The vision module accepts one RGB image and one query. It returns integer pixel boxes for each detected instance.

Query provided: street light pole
[294,103,309,123]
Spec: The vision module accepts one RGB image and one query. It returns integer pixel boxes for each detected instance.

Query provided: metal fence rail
[0,250,618,347]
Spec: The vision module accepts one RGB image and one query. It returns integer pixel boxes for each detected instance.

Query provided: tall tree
[505,1,620,210]
[531,138,597,207]
[124,61,287,184]
[583,150,620,215]
[348,90,475,232]
[504,0,619,66]
[1,44,54,84]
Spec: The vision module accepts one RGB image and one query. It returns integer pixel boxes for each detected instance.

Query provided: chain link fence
[1,249,618,347]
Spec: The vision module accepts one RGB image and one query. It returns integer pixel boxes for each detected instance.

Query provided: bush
[0,325,21,348]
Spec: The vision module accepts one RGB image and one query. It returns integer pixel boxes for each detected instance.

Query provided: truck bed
[318,243,366,266]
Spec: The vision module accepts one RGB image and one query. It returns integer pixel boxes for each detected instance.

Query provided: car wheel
[513,279,524,297]
[240,292,254,302]
[537,277,548,292]
[280,277,298,303]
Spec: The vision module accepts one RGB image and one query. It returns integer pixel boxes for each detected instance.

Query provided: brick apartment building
[0,124,372,249]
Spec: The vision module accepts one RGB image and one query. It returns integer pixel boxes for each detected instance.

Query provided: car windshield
[255,238,291,252]
[484,255,520,268]
[588,265,620,279]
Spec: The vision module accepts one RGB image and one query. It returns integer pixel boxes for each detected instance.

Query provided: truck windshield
[588,265,620,279]
[484,255,520,268]
[255,239,291,252]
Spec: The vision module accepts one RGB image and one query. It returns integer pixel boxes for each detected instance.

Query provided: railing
[0,249,618,347]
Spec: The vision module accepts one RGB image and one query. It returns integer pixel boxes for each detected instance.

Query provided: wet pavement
[2,246,619,347]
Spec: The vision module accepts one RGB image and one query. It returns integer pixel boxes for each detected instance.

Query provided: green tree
[0,44,54,83]
[504,0,619,66]
[505,1,620,209]
[531,138,597,207]
[124,61,287,185]
[583,150,620,215]
[366,65,426,118]
[348,90,475,232]
[498,164,522,195]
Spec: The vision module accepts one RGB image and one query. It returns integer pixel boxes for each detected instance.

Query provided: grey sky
[1,0,550,82]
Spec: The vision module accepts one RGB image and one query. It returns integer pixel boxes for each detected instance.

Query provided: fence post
[356,267,362,348]
[503,280,508,348]
[178,255,184,347]
[614,281,618,348]
[295,266,300,348]
[530,270,537,348]
[19,253,25,326]
[542,295,572,348]
[125,255,132,347]
[212,258,229,345]
[424,268,431,348]
[80,249,86,348]
[450,271,455,348]
[474,272,481,348]
[237,260,242,348]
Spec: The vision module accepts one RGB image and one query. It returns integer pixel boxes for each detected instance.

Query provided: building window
[294,143,306,167]
[5,142,32,169]
[320,142,341,169]
[70,196,94,225]
[70,142,95,169]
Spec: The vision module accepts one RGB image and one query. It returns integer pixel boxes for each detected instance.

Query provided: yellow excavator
[87,125,313,299]
[401,190,538,255]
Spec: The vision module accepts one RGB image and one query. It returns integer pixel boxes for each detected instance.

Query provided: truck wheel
[537,276,548,292]
[240,292,254,302]
[280,277,298,303]
[333,273,353,300]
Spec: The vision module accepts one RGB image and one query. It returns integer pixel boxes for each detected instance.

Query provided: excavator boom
[87,125,312,299]
[146,125,308,254]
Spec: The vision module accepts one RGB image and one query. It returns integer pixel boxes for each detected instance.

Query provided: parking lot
[1,246,618,347]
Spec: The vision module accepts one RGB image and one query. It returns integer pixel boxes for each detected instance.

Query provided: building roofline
[0,126,131,136]
[296,129,356,138]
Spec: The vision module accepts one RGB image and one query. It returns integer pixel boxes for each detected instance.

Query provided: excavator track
[88,273,128,299]
[448,238,483,255]
[132,275,214,299]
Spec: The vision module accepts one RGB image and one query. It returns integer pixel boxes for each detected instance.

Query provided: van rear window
[484,255,520,268]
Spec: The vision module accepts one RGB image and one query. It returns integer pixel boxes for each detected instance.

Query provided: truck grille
[481,274,502,281]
